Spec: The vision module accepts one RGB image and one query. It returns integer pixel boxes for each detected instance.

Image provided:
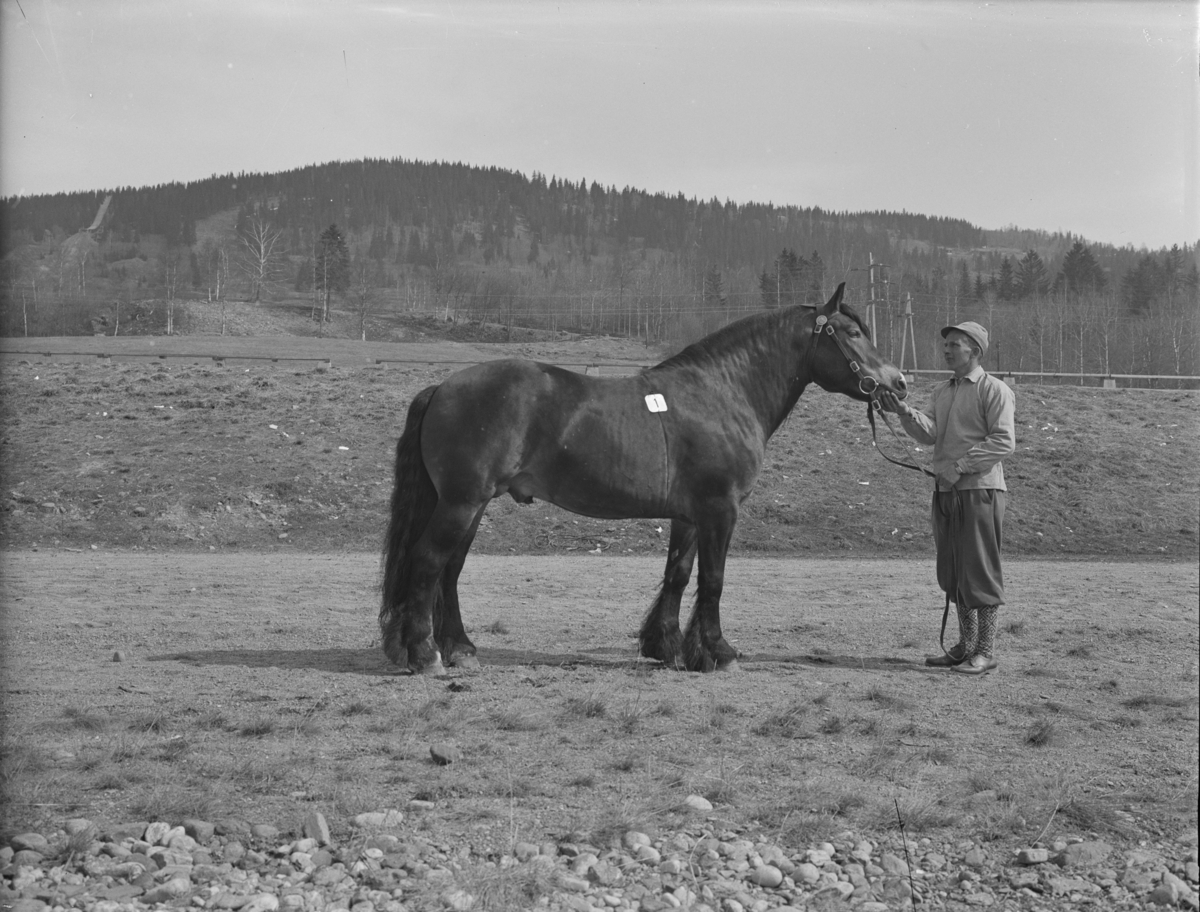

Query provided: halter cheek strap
[814,314,880,401]
[815,313,934,479]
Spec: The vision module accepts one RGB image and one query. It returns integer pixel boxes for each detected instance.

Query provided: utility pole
[898,293,919,374]
[867,254,878,341]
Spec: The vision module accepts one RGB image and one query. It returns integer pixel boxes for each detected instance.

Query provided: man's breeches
[932,489,1006,609]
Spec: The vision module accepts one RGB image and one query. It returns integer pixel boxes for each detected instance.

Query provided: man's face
[943,331,978,375]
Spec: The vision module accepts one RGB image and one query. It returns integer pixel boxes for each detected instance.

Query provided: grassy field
[2,551,1196,855]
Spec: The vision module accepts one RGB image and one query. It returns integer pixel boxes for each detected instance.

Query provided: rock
[623,831,651,850]
[964,847,988,867]
[302,812,331,846]
[111,650,126,661]
[430,743,462,765]
[63,819,93,837]
[513,842,541,862]
[851,840,874,862]
[634,844,661,865]
[141,876,192,903]
[352,810,405,830]
[214,819,252,839]
[795,862,820,885]
[442,888,475,911]
[1054,840,1112,868]
[182,819,215,844]
[242,894,281,912]
[750,864,784,888]
[1017,847,1051,865]
[1047,875,1101,895]
[12,849,44,867]
[684,795,713,812]
[1009,870,1040,889]
[143,821,173,845]
[107,821,151,842]
[1149,881,1181,906]
[879,852,908,876]
[6,900,50,912]
[806,848,832,866]
[10,833,51,854]
[250,824,279,841]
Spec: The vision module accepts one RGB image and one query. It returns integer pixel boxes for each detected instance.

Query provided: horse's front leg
[682,507,740,672]
[639,519,697,668]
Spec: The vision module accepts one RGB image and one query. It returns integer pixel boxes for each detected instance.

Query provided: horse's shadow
[150,647,934,675]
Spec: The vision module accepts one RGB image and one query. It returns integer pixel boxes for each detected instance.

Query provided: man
[879,322,1016,675]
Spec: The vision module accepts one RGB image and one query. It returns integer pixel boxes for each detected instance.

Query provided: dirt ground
[2,551,1196,857]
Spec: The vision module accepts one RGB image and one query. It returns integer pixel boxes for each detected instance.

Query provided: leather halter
[813,312,935,480]
[813,313,880,401]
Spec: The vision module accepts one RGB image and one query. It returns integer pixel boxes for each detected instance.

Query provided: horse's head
[808,283,908,405]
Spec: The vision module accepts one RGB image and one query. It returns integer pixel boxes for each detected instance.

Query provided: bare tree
[199,240,232,334]
[348,252,382,341]
[160,246,183,335]
[239,217,284,302]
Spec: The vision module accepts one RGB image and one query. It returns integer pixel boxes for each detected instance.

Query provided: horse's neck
[719,309,813,440]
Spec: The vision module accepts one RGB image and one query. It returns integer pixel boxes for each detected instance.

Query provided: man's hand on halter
[878,389,913,418]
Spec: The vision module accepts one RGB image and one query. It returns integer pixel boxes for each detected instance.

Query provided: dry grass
[3,359,1193,558]
[1025,719,1059,747]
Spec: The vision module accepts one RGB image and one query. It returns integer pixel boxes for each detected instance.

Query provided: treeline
[1,157,1197,380]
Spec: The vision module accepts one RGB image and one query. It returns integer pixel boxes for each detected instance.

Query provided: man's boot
[926,603,977,667]
[954,605,1000,675]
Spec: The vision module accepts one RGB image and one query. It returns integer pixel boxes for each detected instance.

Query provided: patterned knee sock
[976,606,999,658]
[956,604,978,655]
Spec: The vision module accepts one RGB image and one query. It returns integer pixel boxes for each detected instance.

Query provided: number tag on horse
[644,393,668,413]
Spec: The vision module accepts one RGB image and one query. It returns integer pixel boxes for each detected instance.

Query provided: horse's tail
[380,384,440,664]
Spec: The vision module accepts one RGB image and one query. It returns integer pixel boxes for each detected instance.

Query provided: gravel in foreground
[2,803,1198,911]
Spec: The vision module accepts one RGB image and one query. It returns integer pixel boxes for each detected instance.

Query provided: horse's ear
[821,283,846,316]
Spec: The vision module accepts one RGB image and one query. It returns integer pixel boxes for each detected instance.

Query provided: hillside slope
[1,333,1195,560]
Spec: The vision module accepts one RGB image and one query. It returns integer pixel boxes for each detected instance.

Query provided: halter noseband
[813,313,880,404]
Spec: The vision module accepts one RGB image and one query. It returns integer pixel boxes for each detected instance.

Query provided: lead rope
[814,312,954,659]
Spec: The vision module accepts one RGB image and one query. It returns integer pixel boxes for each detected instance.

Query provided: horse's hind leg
[434,505,486,670]
[639,520,696,668]
[401,501,483,676]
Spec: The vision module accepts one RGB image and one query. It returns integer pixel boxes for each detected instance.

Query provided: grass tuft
[565,696,607,719]
[1025,719,1058,747]
[752,702,811,739]
[239,717,277,737]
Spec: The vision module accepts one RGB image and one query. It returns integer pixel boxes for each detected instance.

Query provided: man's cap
[941,321,989,356]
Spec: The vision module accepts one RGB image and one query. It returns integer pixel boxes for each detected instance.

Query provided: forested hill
[3,156,1186,301]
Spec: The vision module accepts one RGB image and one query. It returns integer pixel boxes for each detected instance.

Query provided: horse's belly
[522,433,669,518]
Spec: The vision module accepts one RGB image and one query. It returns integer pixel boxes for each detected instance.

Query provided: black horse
[381,283,907,675]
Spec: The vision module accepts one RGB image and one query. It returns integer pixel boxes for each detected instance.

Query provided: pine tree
[1054,241,1106,296]
[957,261,972,300]
[314,224,350,323]
[998,257,1015,301]
[1014,250,1048,299]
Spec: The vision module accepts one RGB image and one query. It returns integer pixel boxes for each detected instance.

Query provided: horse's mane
[649,300,870,373]
[649,307,793,373]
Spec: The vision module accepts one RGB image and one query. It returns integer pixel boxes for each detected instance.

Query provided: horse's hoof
[717,659,741,673]
[449,653,480,671]
[416,662,448,677]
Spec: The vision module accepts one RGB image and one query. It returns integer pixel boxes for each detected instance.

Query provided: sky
[1,0,1196,251]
